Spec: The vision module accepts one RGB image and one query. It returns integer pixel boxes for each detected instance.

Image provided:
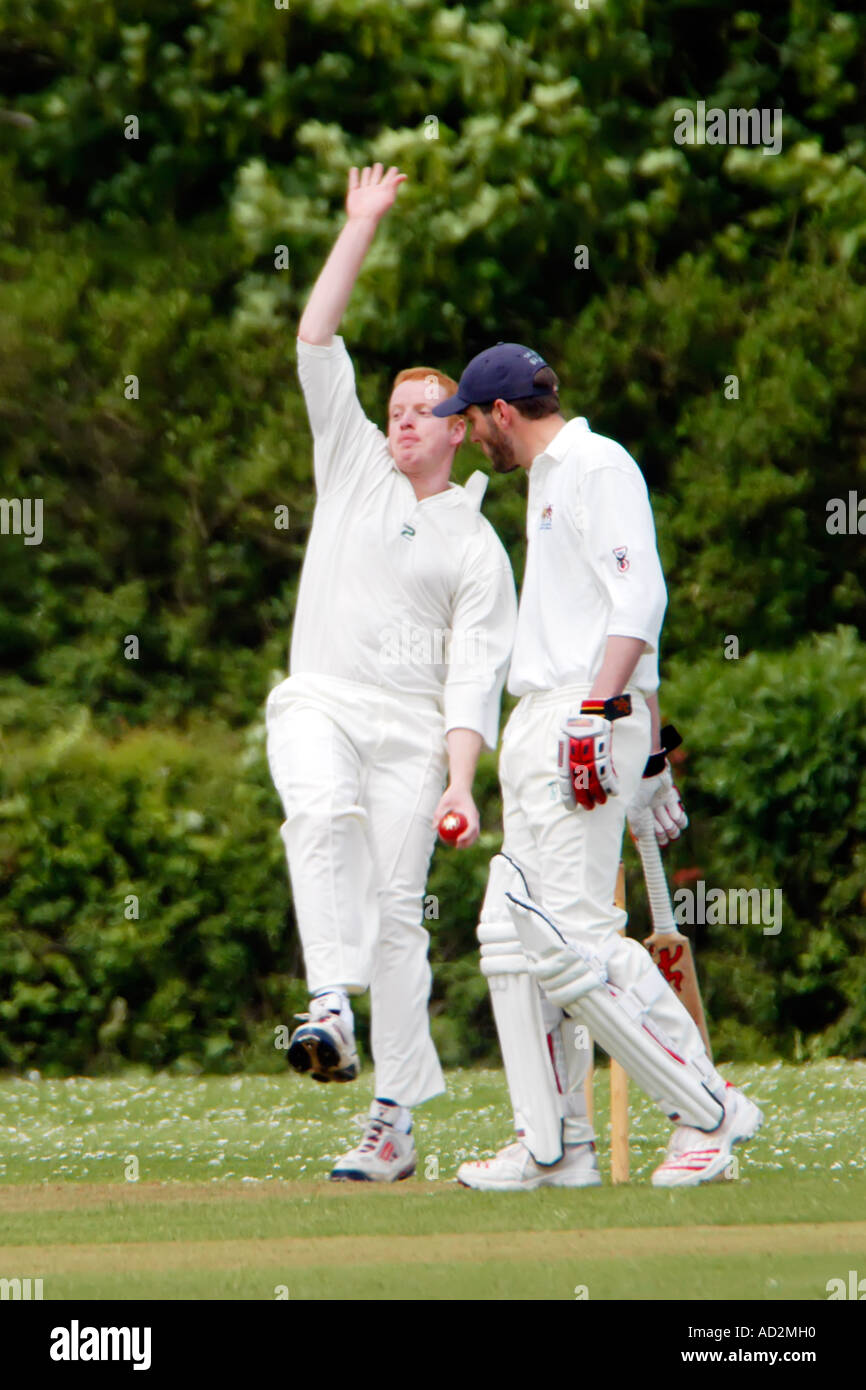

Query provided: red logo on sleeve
[613,546,629,571]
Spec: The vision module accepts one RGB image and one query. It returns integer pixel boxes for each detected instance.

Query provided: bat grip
[636,828,677,933]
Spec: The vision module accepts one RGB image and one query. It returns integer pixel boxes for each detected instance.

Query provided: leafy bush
[0,713,297,1073]
[3,631,865,1072]
[654,627,866,1060]
[2,2,866,1068]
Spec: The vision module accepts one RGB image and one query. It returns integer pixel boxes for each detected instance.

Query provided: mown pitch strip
[3,1219,865,1271]
[2,1176,865,1301]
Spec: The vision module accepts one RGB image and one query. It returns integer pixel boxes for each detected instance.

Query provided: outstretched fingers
[352,163,407,187]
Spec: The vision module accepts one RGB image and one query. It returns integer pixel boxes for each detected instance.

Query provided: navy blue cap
[431,342,552,416]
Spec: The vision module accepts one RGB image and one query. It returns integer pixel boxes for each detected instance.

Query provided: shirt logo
[613,545,629,571]
[401,524,416,540]
[540,505,553,531]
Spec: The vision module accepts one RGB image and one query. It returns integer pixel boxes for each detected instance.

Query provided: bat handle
[637,828,714,1061]
[636,826,677,933]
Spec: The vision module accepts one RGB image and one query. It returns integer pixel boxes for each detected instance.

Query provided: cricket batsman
[431,344,763,1189]
[266,166,517,1181]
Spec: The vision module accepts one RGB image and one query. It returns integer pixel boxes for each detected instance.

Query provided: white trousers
[266,673,447,1108]
[495,684,652,1143]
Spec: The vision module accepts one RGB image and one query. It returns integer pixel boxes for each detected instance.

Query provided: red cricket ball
[438,811,468,844]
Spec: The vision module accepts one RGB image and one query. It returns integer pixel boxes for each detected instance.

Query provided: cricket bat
[636,826,713,1058]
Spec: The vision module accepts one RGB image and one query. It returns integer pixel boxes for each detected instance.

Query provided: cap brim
[431,394,471,417]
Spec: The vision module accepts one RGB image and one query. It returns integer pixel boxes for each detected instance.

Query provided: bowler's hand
[432,787,479,849]
[346,164,407,223]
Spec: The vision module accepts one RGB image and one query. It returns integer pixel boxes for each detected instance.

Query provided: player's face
[466,406,520,473]
[387,381,463,475]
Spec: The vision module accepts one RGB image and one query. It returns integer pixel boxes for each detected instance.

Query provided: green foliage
[3,633,865,1071]
[1,2,865,1066]
[0,715,294,1073]
[655,628,866,1060]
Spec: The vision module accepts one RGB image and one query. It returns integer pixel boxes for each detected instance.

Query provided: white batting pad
[478,854,565,1165]
[506,892,725,1133]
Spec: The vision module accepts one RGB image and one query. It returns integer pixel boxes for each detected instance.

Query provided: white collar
[532,416,591,469]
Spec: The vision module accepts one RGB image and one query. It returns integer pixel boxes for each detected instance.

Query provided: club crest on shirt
[540,505,553,531]
[613,545,629,571]
[401,524,416,539]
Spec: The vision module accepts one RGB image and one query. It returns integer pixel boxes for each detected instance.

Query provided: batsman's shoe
[288,991,359,1083]
[457,1139,602,1192]
[329,1102,416,1182]
[651,1085,764,1187]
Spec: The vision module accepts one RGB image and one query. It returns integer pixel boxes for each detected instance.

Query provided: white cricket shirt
[507,417,667,697]
[291,336,517,748]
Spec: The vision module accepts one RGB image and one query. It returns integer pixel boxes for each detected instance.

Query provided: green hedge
[2,1,865,733]
[656,627,866,1061]
[0,712,296,1073]
[2,1,866,1071]
[2,629,865,1072]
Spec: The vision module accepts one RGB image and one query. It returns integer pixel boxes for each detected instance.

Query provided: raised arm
[298,164,407,345]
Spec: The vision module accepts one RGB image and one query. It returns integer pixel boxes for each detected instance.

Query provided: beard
[484,419,520,473]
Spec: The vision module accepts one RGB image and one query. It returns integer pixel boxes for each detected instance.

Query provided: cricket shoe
[288,991,360,1083]
[457,1139,602,1192]
[651,1084,764,1187]
[329,1101,416,1182]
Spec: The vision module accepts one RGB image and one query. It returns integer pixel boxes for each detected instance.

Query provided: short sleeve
[443,537,518,749]
[579,462,667,653]
[296,336,391,496]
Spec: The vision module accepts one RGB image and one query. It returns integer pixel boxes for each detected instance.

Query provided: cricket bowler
[431,344,763,1189]
[266,166,517,1180]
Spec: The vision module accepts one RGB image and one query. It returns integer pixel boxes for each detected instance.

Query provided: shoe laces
[311,988,354,1023]
[351,1114,389,1154]
[297,1008,347,1041]
[497,1140,529,1161]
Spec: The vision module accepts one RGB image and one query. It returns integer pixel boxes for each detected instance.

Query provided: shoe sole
[329,1162,416,1183]
[457,1171,602,1192]
[288,1028,359,1084]
[651,1100,764,1188]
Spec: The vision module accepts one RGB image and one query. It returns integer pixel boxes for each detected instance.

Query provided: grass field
[1,1060,865,1300]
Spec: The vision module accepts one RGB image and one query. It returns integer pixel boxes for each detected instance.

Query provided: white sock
[309,989,353,1027]
[373,1098,412,1133]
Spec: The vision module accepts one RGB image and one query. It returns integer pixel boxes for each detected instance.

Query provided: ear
[450,416,467,447]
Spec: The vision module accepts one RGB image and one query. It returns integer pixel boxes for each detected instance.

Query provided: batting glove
[626,724,688,846]
[558,695,632,811]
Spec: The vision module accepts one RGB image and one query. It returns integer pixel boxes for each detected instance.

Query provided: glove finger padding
[559,714,618,811]
[654,784,688,845]
[627,765,689,845]
[556,729,577,809]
